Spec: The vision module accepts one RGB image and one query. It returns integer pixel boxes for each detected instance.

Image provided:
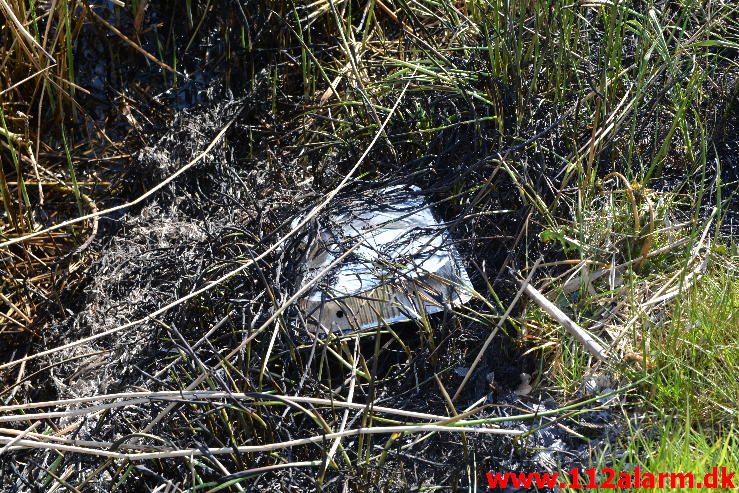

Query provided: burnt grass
[1,0,737,491]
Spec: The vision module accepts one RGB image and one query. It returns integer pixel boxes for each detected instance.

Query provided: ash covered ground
[2,1,736,491]
[4,104,624,491]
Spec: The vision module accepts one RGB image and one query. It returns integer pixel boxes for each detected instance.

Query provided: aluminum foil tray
[298,185,473,333]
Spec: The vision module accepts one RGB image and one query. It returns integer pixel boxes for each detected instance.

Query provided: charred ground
[1,0,738,491]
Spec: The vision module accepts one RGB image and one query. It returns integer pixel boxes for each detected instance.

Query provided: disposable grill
[298,185,472,333]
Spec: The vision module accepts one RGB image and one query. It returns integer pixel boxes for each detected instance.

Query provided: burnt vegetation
[1,0,738,491]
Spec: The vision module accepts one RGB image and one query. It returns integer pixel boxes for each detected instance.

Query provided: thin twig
[0,0,56,62]
[451,258,543,401]
[0,425,521,460]
[82,3,179,75]
[521,281,609,362]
